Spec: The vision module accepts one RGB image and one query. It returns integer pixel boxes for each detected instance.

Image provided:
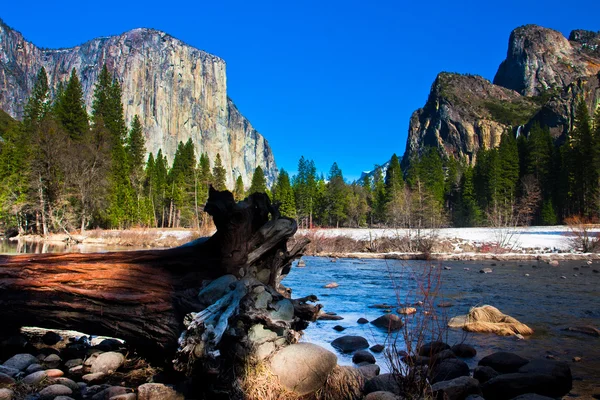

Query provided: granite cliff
[403,25,600,166]
[0,18,277,187]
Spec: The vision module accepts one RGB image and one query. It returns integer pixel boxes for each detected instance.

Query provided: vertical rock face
[0,19,277,187]
[494,25,600,96]
[403,73,539,166]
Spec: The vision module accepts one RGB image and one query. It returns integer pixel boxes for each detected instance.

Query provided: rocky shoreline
[311,251,600,262]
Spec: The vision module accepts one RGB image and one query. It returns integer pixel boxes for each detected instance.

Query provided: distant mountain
[0,18,277,187]
[402,25,600,166]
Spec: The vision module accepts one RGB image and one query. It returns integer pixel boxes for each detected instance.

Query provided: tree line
[1,66,599,234]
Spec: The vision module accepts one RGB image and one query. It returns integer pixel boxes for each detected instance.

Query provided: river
[282,256,600,396]
[2,242,599,395]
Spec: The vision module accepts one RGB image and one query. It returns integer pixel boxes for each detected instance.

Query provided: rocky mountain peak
[493,25,600,96]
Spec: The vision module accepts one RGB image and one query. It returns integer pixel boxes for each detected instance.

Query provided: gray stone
[198,275,237,305]
[82,372,106,384]
[357,317,369,324]
[331,336,369,353]
[254,342,275,361]
[451,343,477,358]
[38,384,72,399]
[370,344,384,353]
[51,378,79,392]
[480,268,493,274]
[352,350,375,364]
[21,370,48,385]
[44,354,62,368]
[418,341,451,357]
[64,359,83,368]
[357,363,380,379]
[269,299,294,321]
[0,389,12,400]
[474,365,500,384]
[25,363,44,374]
[269,343,337,395]
[481,370,572,400]
[0,367,18,378]
[137,383,183,400]
[254,291,272,309]
[91,386,129,400]
[432,376,481,400]
[370,314,403,332]
[109,394,137,400]
[479,352,529,373]
[2,354,38,371]
[430,358,470,384]
[432,349,457,365]
[0,372,15,387]
[364,374,402,395]
[90,352,125,374]
[248,324,278,345]
[364,391,401,400]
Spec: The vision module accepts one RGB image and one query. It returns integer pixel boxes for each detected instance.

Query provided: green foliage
[233,175,245,201]
[53,68,89,139]
[212,153,228,191]
[126,115,145,173]
[272,169,296,218]
[483,99,538,126]
[540,200,558,225]
[23,67,50,132]
[293,156,317,227]
[248,166,267,195]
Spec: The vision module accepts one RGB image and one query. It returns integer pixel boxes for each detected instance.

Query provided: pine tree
[248,166,267,195]
[233,175,245,201]
[212,153,227,191]
[498,131,519,207]
[569,98,596,217]
[293,156,317,228]
[326,162,348,227]
[197,153,212,204]
[371,167,386,224]
[126,115,145,174]
[384,154,404,196]
[23,67,50,132]
[458,166,481,226]
[54,68,89,139]
[272,170,296,218]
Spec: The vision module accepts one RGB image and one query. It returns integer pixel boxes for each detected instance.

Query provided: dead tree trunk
[0,188,315,366]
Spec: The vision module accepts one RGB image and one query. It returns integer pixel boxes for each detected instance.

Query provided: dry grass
[448,305,534,336]
[238,360,304,400]
[85,227,211,248]
[315,366,364,400]
[565,216,600,253]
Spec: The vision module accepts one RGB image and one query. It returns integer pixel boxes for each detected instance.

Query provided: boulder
[333,325,346,332]
[82,372,106,384]
[25,363,44,374]
[44,354,62,368]
[2,353,37,371]
[331,336,369,353]
[94,339,124,352]
[90,352,125,374]
[432,376,481,400]
[137,383,184,400]
[479,352,529,373]
[64,359,83,368]
[474,365,500,384]
[0,367,18,378]
[370,314,404,332]
[364,374,402,395]
[38,384,73,399]
[397,307,416,315]
[517,359,572,395]
[269,343,337,395]
[430,358,470,384]
[50,378,80,392]
[451,343,477,358]
[365,391,402,400]
[482,373,568,400]
[109,394,137,400]
[352,350,375,364]
[418,341,450,357]
[357,318,369,324]
[46,369,64,378]
[324,282,339,288]
[42,331,62,346]
[269,299,294,321]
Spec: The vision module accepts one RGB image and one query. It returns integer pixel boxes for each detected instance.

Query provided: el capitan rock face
[403,26,600,167]
[0,18,276,187]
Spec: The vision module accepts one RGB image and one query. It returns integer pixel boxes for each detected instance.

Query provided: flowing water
[283,256,600,395]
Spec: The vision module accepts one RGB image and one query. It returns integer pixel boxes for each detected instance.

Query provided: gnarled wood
[0,188,310,362]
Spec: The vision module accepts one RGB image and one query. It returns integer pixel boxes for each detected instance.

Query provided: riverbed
[282,256,600,396]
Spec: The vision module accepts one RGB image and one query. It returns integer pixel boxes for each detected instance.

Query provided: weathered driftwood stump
[0,188,318,393]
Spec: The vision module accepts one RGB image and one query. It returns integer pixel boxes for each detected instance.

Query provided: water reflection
[0,239,70,254]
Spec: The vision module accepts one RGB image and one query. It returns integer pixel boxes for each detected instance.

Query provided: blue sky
[2,1,599,180]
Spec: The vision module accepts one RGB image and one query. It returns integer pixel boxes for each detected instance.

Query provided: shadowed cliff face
[403,73,539,166]
[0,19,277,187]
[402,25,600,168]
[494,25,600,97]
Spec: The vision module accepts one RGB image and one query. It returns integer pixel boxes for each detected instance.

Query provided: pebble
[38,384,72,399]
[0,372,15,386]
[21,370,48,385]
[45,368,64,378]
[82,372,106,384]
[0,389,14,400]
[324,282,339,288]
[2,353,38,371]
[573,356,582,362]
[64,359,83,368]
[90,352,125,374]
